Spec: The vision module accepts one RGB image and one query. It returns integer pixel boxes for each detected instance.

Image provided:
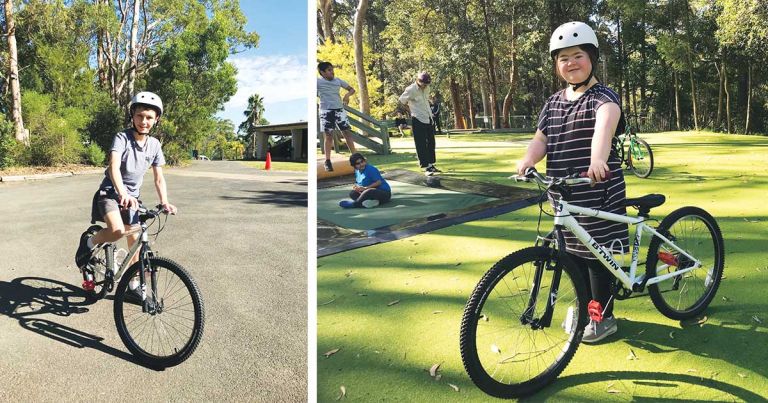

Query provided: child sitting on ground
[339,153,391,209]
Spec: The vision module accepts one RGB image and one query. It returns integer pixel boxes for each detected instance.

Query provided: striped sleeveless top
[537,83,629,259]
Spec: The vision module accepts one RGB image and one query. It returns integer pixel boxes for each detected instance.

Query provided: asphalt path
[0,161,307,401]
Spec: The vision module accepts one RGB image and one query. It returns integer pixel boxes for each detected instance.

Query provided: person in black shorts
[317,62,358,171]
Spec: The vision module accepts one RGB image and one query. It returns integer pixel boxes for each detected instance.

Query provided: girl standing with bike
[516,22,628,343]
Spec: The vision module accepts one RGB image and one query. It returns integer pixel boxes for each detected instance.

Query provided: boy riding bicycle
[76,91,177,273]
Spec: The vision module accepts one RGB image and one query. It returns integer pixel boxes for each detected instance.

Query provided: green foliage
[22,91,87,166]
[83,143,106,166]
[161,141,188,166]
[0,117,27,168]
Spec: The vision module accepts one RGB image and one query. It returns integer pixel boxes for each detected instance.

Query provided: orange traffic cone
[265,152,272,170]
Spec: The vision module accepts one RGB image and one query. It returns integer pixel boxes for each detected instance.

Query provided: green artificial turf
[318,180,497,230]
[317,131,768,401]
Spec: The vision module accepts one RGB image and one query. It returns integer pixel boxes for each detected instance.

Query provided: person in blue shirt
[339,153,392,208]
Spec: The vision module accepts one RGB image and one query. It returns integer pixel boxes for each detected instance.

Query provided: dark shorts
[90,188,139,226]
[320,108,352,132]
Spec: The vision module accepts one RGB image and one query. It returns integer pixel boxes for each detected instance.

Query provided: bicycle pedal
[82,280,95,291]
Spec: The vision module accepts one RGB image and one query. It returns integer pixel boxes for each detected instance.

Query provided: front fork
[138,230,161,314]
[520,228,566,329]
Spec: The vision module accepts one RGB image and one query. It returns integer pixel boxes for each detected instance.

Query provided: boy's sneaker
[429,164,443,173]
[339,200,356,208]
[75,231,95,269]
[582,316,618,344]
[361,199,379,208]
[424,166,436,176]
[324,160,334,172]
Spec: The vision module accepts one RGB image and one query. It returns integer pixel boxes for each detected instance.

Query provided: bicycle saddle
[624,194,665,215]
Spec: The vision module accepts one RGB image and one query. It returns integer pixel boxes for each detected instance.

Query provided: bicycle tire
[628,137,654,178]
[646,207,724,320]
[460,247,589,398]
[82,225,109,301]
[113,257,205,368]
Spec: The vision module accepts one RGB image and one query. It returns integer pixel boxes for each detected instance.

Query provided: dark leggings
[349,188,391,207]
[571,254,615,318]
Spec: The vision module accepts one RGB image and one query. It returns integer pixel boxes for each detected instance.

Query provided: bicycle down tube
[557,200,703,290]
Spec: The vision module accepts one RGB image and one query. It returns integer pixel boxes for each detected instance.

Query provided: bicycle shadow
[531,317,767,400]
[0,277,162,371]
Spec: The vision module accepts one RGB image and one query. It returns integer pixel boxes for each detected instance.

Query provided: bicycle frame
[554,200,702,291]
[101,220,156,307]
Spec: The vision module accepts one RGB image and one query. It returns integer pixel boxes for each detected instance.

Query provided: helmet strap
[570,69,595,91]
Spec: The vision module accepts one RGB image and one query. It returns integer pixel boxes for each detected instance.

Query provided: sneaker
[582,315,618,344]
[424,166,435,176]
[324,159,334,172]
[339,200,356,208]
[123,279,143,305]
[75,230,96,269]
[361,199,379,208]
[429,164,443,173]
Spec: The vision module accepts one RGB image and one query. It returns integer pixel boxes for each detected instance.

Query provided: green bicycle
[613,116,654,178]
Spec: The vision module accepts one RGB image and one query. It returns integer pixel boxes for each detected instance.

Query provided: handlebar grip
[579,170,613,182]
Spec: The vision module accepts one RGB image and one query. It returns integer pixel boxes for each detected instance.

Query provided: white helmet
[549,21,599,58]
[130,91,164,117]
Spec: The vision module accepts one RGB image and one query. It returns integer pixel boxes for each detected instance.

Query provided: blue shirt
[355,164,391,192]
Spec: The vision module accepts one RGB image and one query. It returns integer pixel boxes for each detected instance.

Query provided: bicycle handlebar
[509,167,611,187]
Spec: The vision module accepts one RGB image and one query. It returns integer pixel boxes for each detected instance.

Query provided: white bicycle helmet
[549,21,599,58]
[130,91,164,117]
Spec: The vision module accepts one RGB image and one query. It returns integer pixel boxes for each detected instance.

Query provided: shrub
[23,91,86,166]
[161,141,188,166]
[83,143,106,166]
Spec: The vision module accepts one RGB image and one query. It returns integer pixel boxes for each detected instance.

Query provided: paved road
[0,161,307,401]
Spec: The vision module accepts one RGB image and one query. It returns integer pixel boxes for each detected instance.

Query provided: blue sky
[217,0,308,128]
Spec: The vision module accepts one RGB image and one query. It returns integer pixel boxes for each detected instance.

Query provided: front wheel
[460,247,589,398]
[646,207,724,320]
[628,137,654,178]
[113,257,205,368]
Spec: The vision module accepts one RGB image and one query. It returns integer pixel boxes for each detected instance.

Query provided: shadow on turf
[532,370,765,401]
[0,277,162,370]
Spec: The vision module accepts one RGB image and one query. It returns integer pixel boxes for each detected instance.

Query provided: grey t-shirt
[317,77,350,110]
[100,130,166,197]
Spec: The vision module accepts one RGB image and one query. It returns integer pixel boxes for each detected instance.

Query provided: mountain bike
[613,118,654,178]
[79,203,205,368]
[459,168,723,398]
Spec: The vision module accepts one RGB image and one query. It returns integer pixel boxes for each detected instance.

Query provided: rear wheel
[460,247,589,398]
[628,137,654,178]
[646,207,724,320]
[113,257,205,368]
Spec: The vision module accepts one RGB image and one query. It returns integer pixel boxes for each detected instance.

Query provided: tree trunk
[715,60,723,131]
[723,60,731,134]
[4,0,26,143]
[745,63,751,134]
[319,0,335,44]
[480,77,489,120]
[352,0,370,114]
[688,62,698,131]
[127,0,141,98]
[502,9,518,129]
[616,10,625,107]
[682,0,698,131]
[674,70,681,131]
[479,0,498,129]
[465,71,476,129]
[449,76,465,129]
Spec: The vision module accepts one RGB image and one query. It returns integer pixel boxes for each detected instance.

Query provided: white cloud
[223,54,308,116]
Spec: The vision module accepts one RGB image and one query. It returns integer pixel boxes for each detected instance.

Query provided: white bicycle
[459,167,724,398]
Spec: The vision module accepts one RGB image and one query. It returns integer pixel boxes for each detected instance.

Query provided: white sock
[86,237,95,250]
